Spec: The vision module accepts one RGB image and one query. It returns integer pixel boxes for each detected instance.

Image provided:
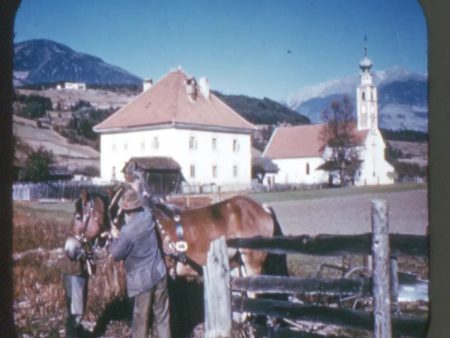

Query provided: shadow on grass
[91,297,133,337]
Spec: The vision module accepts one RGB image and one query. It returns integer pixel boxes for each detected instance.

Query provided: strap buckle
[175,241,188,252]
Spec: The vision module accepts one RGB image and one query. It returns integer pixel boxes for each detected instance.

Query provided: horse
[64,189,113,275]
[64,186,288,336]
[106,185,287,279]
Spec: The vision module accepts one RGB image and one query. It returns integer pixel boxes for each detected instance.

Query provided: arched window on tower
[362,92,366,101]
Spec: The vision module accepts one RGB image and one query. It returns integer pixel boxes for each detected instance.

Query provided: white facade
[272,157,328,185]
[100,127,252,191]
[355,130,395,185]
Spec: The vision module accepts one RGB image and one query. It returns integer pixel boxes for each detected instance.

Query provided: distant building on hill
[94,68,256,193]
[56,82,86,91]
[263,47,395,186]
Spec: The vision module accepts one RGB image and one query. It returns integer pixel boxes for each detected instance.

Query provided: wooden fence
[12,181,115,201]
[203,199,428,338]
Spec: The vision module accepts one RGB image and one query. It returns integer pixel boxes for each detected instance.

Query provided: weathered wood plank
[252,325,349,338]
[231,276,371,296]
[204,236,231,338]
[227,233,428,257]
[231,297,428,337]
[371,199,392,338]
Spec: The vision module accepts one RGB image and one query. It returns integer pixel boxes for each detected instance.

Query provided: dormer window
[186,77,198,101]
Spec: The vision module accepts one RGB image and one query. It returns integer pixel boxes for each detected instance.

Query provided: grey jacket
[110,208,166,298]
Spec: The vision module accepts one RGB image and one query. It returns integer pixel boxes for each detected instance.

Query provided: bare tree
[0,1,22,337]
[319,96,363,187]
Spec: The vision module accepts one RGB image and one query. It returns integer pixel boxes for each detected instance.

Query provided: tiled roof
[94,69,255,132]
[263,124,369,159]
[124,157,181,171]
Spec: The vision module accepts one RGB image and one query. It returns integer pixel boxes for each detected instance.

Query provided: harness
[74,195,108,276]
[154,211,203,276]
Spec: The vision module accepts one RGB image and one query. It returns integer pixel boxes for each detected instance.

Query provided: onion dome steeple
[359,37,373,72]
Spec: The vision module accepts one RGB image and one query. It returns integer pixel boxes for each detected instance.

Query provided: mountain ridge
[286,67,428,132]
[14,39,142,86]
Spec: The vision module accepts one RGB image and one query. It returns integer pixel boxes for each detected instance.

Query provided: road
[270,189,428,236]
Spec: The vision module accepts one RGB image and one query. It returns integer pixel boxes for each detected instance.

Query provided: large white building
[263,49,395,186]
[94,69,256,192]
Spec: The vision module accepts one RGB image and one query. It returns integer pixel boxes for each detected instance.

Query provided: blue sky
[15,0,427,101]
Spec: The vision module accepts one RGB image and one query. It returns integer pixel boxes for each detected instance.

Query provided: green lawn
[249,183,427,203]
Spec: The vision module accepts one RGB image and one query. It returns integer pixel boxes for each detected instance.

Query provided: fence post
[371,199,392,338]
[390,256,400,314]
[204,236,232,338]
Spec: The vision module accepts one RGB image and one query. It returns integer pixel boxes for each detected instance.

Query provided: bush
[15,94,52,119]
[18,146,54,182]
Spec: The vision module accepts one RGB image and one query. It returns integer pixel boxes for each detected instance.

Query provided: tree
[18,146,54,182]
[319,96,363,187]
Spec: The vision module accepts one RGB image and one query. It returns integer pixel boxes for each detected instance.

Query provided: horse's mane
[151,201,182,220]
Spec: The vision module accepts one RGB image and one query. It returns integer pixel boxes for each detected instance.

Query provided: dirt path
[270,189,428,236]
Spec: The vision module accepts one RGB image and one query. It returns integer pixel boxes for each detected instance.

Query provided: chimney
[185,77,198,100]
[143,78,153,92]
[198,77,210,99]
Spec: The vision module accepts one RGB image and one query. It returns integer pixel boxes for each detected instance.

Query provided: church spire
[356,37,378,131]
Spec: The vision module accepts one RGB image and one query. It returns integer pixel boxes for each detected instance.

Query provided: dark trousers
[132,277,171,338]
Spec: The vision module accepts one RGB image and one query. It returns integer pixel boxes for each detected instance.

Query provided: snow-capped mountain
[14,39,142,86]
[286,67,428,132]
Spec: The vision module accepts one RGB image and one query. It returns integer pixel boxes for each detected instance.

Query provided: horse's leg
[238,249,266,277]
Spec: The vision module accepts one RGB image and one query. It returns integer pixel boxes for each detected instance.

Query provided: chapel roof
[263,124,369,159]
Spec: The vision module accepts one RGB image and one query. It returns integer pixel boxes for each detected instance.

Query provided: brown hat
[118,188,143,211]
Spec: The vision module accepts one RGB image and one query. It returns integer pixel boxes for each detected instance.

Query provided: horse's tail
[262,205,288,277]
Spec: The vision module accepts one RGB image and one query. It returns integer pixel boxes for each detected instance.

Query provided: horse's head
[64,190,110,262]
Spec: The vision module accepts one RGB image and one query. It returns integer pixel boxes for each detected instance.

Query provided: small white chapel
[263,48,395,186]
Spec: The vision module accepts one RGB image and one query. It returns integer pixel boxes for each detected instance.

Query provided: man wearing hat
[110,188,170,338]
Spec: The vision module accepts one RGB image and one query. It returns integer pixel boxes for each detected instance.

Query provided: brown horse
[65,186,287,279]
[107,186,287,279]
[155,196,283,277]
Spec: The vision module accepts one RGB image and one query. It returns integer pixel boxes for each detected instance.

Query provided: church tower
[356,40,378,131]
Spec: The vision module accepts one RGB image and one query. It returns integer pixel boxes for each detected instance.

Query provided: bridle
[70,194,109,275]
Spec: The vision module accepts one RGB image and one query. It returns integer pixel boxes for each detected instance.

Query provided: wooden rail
[204,199,428,338]
[227,233,428,257]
